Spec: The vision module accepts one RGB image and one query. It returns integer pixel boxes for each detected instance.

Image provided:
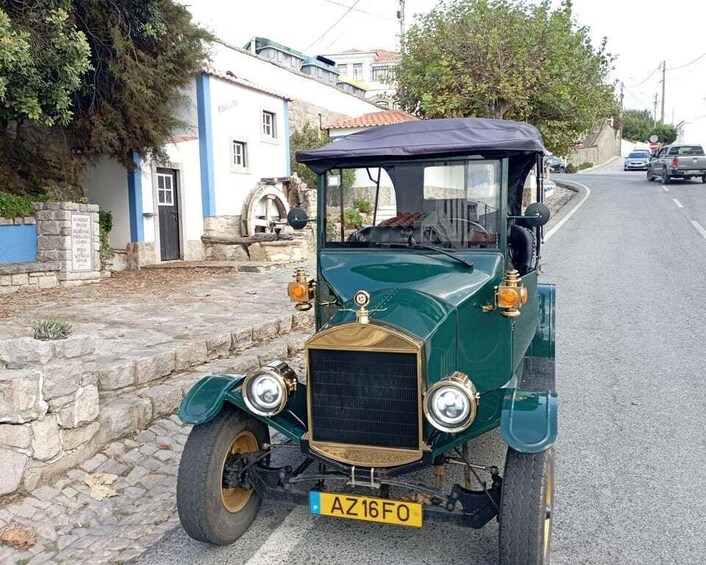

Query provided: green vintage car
[176,118,557,564]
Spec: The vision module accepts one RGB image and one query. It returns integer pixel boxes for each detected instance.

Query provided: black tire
[498,448,554,565]
[661,168,671,184]
[702,175,706,184]
[177,407,269,545]
[646,168,654,181]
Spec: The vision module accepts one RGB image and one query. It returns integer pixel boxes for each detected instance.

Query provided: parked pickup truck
[647,144,706,184]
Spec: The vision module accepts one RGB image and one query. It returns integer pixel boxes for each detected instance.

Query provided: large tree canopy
[622,109,677,144]
[0,0,211,197]
[0,1,90,127]
[396,0,618,155]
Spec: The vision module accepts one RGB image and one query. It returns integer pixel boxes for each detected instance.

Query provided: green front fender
[178,374,308,442]
[178,374,244,424]
[501,389,557,453]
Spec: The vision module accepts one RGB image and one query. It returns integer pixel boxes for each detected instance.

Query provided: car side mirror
[287,208,309,230]
[523,202,551,227]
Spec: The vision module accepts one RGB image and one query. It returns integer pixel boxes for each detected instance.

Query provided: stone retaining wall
[0,311,313,496]
[0,335,98,496]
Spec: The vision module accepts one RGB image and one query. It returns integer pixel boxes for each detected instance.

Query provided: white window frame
[157,172,174,206]
[261,110,278,142]
[352,63,363,81]
[231,139,248,172]
[338,64,347,76]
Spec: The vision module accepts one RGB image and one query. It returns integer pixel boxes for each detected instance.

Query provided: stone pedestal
[35,203,101,283]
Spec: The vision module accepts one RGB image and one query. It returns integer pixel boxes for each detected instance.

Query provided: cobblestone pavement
[0,353,307,564]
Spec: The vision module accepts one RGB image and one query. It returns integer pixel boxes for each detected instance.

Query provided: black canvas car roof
[296,117,546,173]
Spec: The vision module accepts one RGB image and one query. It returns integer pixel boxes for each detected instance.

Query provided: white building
[322,48,401,109]
[84,39,382,268]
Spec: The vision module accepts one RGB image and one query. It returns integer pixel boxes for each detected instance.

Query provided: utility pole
[618,81,624,137]
[660,60,666,123]
[397,0,406,38]
[653,93,658,126]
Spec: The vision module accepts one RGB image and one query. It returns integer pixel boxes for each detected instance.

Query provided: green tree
[290,123,355,188]
[0,2,91,127]
[0,0,211,196]
[622,109,653,142]
[650,123,677,145]
[396,0,617,155]
[69,0,212,166]
[290,123,329,189]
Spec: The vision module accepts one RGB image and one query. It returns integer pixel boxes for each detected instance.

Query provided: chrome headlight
[242,361,297,417]
[423,371,479,433]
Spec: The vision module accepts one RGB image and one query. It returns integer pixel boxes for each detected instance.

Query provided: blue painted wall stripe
[283,100,291,175]
[197,73,216,217]
[127,152,144,242]
[0,224,37,264]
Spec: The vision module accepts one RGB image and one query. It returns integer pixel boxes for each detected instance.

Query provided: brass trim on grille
[305,322,426,468]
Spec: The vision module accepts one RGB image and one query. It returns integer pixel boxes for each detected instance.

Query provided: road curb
[544,180,591,241]
[576,155,620,174]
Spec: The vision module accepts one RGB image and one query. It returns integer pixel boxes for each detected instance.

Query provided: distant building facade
[323,48,401,109]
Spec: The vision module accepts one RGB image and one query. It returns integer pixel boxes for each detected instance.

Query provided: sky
[182,0,706,138]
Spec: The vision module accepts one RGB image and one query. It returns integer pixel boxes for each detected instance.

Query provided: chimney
[250,37,257,55]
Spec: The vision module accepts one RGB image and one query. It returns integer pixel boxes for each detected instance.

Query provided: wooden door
[157,169,181,261]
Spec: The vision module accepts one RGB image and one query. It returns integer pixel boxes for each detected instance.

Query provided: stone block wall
[35,202,101,285]
[0,335,98,495]
[0,311,315,496]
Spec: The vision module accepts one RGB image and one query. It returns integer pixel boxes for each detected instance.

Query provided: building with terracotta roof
[322,48,402,109]
[329,110,419,137]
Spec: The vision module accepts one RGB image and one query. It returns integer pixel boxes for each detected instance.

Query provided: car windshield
[323,159,502,250]
[628,152,649,158]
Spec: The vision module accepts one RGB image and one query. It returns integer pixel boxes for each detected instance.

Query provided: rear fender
[501,388,557,453]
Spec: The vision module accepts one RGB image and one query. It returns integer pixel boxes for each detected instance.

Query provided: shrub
[31,320,73,341]
[0,191,35,218]
[98,210,113,270]
[343,208,363,229]
[353,198,373,214]
[577,162,594,170]
[565,163,577,174]
[325,216,338,241]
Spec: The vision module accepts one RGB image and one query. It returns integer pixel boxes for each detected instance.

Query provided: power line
[321,0,395,21]
[623,87,653,112]
[627,65,661,88]
[306,0,363,51]
[667,52,706,71]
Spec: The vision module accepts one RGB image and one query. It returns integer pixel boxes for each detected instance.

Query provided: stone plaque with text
[71,213,93,272]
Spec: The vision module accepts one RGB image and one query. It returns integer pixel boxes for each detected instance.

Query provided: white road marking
[672,198,684,208]
[691,220,706,239]
[662,186,670,192]
[544,181,591,241]
[244,506,315,565]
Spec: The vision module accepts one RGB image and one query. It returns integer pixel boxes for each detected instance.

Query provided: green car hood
[320,250,504,311]
[320,250,505,383]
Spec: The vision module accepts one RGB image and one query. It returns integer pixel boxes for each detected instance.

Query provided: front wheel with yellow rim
[498,447,554,565]
[177,407,269,545]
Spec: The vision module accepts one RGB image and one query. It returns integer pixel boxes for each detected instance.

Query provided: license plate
[309,491,423,527]
[685,170,701,174]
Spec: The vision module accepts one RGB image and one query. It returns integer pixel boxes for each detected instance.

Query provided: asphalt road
[134,161,706,565]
